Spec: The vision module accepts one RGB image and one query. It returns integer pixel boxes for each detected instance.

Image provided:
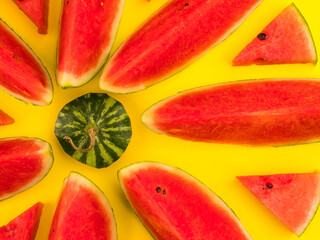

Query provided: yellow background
[0,0,320,239]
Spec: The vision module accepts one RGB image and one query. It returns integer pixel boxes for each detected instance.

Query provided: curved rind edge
[56,0,125,89]
[0,137,54,201]
[118,161,252,240]
[50,171,118,240]
[99,0,264,94]
[0,18,53,106]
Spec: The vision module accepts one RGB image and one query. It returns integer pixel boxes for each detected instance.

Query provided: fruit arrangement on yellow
[0,0,320,239]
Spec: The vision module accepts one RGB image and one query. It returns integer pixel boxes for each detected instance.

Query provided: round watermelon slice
[54,93,132,169]
[142,79,320,146]
[0,137,53,201]
[49,172,117,240]
[119,162,252,240]
[0,202,43,240]
[0,19,52,105]
[233,4,317,65]
[237,173,320,236]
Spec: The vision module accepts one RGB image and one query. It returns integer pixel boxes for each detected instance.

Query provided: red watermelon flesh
[233,4,317,66]
[0,110,14,126]
[100,0,263,93]
[11,0,49,34]
[143,79,320,146]
[0,138,53,201]
[49,172,117,240]
[57,0,125,88]
[0,202,43,240]
[237,173,320,236]
[119,162,252,240]
[0,20,52,105]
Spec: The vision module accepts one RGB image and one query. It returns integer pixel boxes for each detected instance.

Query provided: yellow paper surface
[0,0,319,239]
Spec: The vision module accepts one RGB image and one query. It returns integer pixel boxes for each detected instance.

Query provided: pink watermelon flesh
[0,110,14,126]
[0,202,43,240]
[11,0,49,34]
[0,138,53,201]
[119,162,252,240]
[57,0,124,88]
[0,20,52,105]
[49,172,117,240]
[233,4,317,65]
[143,79,320,146]
[100,0,263,93]
[237,173,320,236]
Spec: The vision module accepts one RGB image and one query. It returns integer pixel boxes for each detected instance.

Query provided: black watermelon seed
[162,189,166,195]
[266,183,273,189]
[257,33,267,40]
[156,187,161,193]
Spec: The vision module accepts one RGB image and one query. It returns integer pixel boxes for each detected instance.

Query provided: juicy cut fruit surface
[0,110,14,126]
[0,138,53,201]
[237,173,320,236]
[233,4,317,65]
[49,172,117,240]
[118,162,252,240]
[0,202,43,240]
[57,0,125,88]
[0,19,52,105]
[100,0,263,93]
[11,0,49,34]
[142,79,320,146]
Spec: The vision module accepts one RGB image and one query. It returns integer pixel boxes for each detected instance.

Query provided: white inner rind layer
[56,0,125,88]
[99,0,264,93]
[0,20,53,106]
[0,138,53,201]
[118,162,252,240]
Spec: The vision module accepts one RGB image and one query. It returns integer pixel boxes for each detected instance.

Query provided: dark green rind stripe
[55,93,132,169]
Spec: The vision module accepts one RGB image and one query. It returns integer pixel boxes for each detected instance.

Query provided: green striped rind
[54,93,132,168]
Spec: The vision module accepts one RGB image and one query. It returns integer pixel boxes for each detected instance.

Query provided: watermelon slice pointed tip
[0,202,43,240]
[237,172,320,236]
[233,3,317,66]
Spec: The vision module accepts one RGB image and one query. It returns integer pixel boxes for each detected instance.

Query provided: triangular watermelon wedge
[0,110,14,126]
[237,173,320,236]
[0,202,43,240]
[233,4,317,66]
[11,0,49,34]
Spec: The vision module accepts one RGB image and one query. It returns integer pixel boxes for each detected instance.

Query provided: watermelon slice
[11,0,49,34]
[0,110,14,126]
[49,172,117,240]
[233,4,317,65]
[142,79,320,146]
[0,138,53,201]
[0,202,43,240]
[237,173,320,236]
[99,0,263,93]
[56,0,125,88]
[0,19,52,105]
[119,162,252,240]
